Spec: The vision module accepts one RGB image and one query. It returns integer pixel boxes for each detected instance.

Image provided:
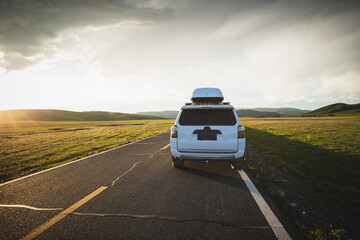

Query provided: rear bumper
[181,153,235,160]
[171,148,244,161]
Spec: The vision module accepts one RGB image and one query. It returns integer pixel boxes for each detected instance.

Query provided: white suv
[170,88,245,169]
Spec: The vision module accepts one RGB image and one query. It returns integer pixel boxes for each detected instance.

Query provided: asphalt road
[0,132,293,240]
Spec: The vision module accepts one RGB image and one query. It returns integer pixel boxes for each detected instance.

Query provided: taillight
[171,125,178,138]
[238,125,245,138]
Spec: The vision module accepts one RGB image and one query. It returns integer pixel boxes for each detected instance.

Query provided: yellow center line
[161,143,170,150]
[21,186,108,240]
[22,143,169,239]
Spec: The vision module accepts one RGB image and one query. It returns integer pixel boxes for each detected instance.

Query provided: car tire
[231,158,243,170]
[172,156,184,168]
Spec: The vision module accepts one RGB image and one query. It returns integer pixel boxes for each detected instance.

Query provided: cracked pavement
[0,132,288,240]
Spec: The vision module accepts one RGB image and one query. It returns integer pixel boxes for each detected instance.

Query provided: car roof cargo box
[191,88,224,103]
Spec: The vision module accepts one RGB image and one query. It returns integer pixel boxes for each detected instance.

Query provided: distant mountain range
[138,104,360,118]
[137,107,310,118]
[236,109,284,117]
[0,109,164,121]
[252,107,310,115]
[0,103,358,121]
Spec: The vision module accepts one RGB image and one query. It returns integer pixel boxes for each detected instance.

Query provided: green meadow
[0,120,173,183]
[241,117,360,208]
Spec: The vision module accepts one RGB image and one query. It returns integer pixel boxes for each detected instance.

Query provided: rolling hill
[252,107,310,115]
[301,103,360,116]
[136,110,179,119]
[2,104,357,121]
[0,109,164,121]
[236,109,284,117]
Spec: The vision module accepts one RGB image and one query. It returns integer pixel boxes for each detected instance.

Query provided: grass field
[2,116,358,238]
[0,120,173,183]
[241,117,360,208]
[241,116,360,239]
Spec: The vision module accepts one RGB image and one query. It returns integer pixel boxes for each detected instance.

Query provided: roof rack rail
[184,102,231,106]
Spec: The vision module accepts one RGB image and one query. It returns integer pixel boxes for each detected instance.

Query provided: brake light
[171,125,178,138]
[238,125,245,138]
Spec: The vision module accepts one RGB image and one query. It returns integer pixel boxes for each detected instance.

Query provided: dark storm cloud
[0,0,172,70]
[1,0,359,72]
[172,0,360,34]
[167,0,360,77]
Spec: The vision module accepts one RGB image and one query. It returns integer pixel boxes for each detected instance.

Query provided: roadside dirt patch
[244,146,356,240]
[49,127,91,132]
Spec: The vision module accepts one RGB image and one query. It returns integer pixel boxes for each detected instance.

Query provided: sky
[0,0,359,113]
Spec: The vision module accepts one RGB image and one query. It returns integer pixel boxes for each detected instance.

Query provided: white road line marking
[238,169,292,240]
[0,204,63,211]
[0,132,168,187]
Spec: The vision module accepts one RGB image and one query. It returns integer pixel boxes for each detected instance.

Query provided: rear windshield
[179,109,236,126]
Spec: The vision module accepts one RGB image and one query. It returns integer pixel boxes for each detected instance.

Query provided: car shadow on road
[179,163,246,190]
